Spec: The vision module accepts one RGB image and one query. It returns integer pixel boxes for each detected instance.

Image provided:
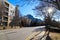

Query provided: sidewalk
[31,31,49,40]
[32,31,46,40]
[25,31,47,40]
[25,31,41,40]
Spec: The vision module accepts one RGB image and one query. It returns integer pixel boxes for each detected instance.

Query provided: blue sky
[8,0,60,21]
[8,0,42,19]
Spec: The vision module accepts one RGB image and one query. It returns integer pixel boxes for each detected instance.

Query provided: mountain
[25,15,34,20]
[24,14,42,22]
[22,14,43,26]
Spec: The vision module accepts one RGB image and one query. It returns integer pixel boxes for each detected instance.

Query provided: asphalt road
[0,26,45,40]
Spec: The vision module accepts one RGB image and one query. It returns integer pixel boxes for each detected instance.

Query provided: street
[0,26,45,40]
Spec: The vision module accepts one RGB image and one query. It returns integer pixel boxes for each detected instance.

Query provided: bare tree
[40,0,60,10]
[34,3,57,24]
[32,1,60,35]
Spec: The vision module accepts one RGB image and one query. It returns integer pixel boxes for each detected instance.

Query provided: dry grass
[49,32,60,40]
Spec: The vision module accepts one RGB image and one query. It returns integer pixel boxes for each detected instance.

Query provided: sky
[8,0,42,19]
[8,0,60,21]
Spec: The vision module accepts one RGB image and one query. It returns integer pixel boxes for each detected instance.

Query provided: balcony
[0,16,2,19]
[0,9,2,15]
[4,12,8,17]
[3,17,8,21]
[0,17,2,20]
[2,22,7,26]
[4,2,9,7]
[5,7,9,12]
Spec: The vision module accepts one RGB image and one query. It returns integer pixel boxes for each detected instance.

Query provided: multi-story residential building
[0,0,15,26]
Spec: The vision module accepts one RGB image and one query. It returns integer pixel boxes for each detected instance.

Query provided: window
[11,10,14,13]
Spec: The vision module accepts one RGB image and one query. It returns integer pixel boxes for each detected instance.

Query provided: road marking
[25,32,41,40]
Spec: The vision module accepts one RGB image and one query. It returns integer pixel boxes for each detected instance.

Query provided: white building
[0,0,15,26]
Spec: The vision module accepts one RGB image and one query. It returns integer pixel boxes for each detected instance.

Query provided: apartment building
[0,0,15,26]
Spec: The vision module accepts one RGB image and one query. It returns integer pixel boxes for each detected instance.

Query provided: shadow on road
[46,35,52,40]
